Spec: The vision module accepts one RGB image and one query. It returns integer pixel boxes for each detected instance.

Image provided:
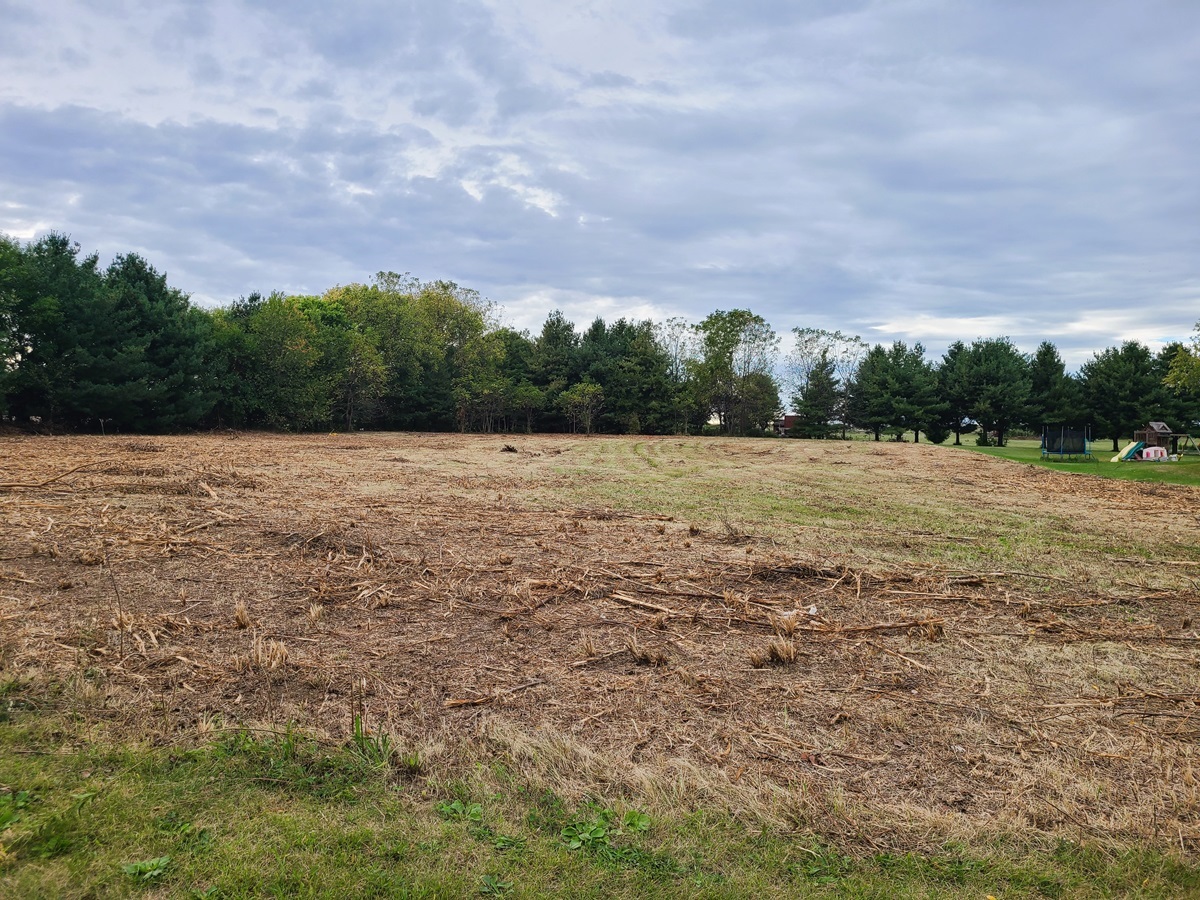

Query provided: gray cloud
[0,0,1197,370]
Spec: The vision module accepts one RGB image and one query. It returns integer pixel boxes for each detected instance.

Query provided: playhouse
[1112,421,1200,462]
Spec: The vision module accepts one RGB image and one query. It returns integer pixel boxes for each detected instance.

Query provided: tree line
[2,233,1199,447]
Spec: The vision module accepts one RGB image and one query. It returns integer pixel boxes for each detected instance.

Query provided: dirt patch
[1,433,1198,851]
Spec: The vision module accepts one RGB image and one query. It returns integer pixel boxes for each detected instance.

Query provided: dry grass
[1,432,1199,855]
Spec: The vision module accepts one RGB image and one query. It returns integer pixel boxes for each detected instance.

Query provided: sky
[1,0,1198,367]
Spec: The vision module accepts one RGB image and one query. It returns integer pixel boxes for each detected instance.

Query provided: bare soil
[1,433,1198,851]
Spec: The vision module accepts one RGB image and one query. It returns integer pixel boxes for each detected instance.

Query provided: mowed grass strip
[1,699,1197,899]
[532,436,1200,583]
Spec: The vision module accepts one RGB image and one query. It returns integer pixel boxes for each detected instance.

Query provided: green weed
[436,799,484,824]
[121,854,172,882]
[478,873,514,895]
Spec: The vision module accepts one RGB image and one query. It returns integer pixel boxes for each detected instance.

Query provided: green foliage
[561,819,613,851]
[789,349,839,438]
[1027,341,1080,428]
[930,340,977,444]
[962,337,1031,446]
[350,714,393,768]
[0,788,30,830]
[121,854,172,882]
[2,230,1192,440]
[478,873,514,895]
[694,309,781,435]
[1080,341,1168,452]
[922,421,952,444]
[558,381,605,434]
[435,799,484,824]
[622,810,651,833]
[848,341,942,441]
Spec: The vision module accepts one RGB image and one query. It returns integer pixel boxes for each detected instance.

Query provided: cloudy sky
[1,0,1197,365]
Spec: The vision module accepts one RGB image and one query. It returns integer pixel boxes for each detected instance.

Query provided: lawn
[950,437,1200,487]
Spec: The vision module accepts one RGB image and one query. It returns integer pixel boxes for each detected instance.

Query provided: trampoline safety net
[1042,426,1090,457]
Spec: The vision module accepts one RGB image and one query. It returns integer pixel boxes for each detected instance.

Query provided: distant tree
[1155,342,1200,435]
[1026,341,1080,428]
[847,345,891,440]
[244,293,329,429]
[885,342,943,442]
[1165,323,1200,396]
[61,253,213,432]
[531,310,580,430]
[739,370,782,433]
[928,341,976,445]
[963,337,1030,446]
[786,328,866,437]
[453,330,508,433]
[1080,341,1161,452]
[509,381,545,433]
[0,234,21,414]
[2,233,103,425]
[654,316,698,433]
[789,349,838,438]
[335,329,388,430]
[694,309,781,435]
[572,317,674,434]
[559,382,604,434]
[199,298,260,428]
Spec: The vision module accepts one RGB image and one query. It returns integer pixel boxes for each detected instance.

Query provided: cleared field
[1,433,1199,893]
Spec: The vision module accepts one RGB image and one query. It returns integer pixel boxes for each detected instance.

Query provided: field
[2,432,1199,897]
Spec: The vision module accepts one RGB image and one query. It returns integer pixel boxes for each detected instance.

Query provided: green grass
[951,438,1200,487]
[2,699,1198,898]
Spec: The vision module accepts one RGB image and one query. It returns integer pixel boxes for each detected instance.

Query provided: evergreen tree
[3,233,103,425]
[930,341,976,445]
[789,349,838,438]
[63,253,213,432]
[847,345,891,440]
[1080,341,1162,452]
[1026,341,1080,428]
[963,337,1031,446]
[530,310,579,431]
[883,341,942,442]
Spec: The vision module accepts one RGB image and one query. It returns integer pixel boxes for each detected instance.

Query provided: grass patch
[956,438,1200,487]
[2,701,1198,898]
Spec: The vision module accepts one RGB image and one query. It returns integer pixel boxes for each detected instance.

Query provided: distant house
[774,415,800,435]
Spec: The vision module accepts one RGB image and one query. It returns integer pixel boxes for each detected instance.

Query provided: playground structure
[1041,425,1093,460]
[1111,421,1200,463]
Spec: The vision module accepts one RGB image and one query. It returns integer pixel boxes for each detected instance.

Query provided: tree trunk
[912,429,920,443]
